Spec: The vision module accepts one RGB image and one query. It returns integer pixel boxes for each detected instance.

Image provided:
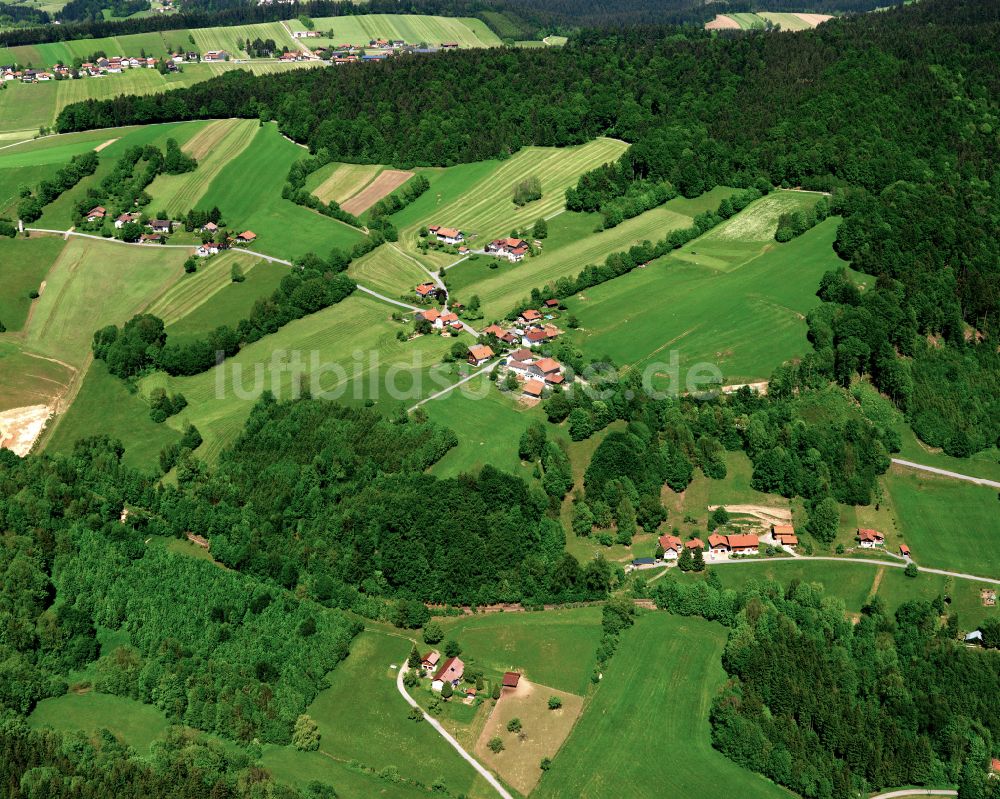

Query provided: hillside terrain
[0,2,998,799]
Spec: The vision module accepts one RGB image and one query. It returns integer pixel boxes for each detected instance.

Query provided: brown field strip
[794,13,833,26]
[341,169,415,216]
[183,119,238,160]
[706,14,741,29]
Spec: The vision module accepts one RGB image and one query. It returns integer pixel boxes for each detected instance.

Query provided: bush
[905,562,918,578]
[506,717,522,733]
[422,620,444,644]
[513,175,542,206]
[547,696,562,710]
[488,736,504,753]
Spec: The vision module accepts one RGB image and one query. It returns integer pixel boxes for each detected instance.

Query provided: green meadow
[439,607,604,696]
[310,14,502,48]
[535,613,790,799]
[306,161,382,205]
[565,214,846,385]
[0,235,65,330]
[29,692,171,755]
[347,243,431,300]
[197,122,367,259]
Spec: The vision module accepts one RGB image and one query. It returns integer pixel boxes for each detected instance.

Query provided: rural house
[421,651,440,675]
[658,534,683,560]
[481,324,518,345]
[486,237,528,262]
[432,656,464,691]
[709,533,759,556]
[686,538,704,551]
[140,233,163,244]
[522,379,545,400]
[415,282,437,299]
[857,528,885,548]
[771,524,798,548]
[418,308,441,327]
[203,50,228,62]
[236,231,257,244]
[114,212,140,228]
[196,244,220,257]
[502,672,521,690]
[468,344,494,366]
[519,309,542,324]
[428,225,464,244]
[899,543,911,557]
[148,219,171,233]
[86,206,106,222]
[201,221,218,233]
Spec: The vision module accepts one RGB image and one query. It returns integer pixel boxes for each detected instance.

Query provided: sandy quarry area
[0,405,51,456]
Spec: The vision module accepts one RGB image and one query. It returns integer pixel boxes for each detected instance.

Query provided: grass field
[0,340,76,410]
[534,613,789,799]
[346,243,430,300]
[140,292,459,464]
[306,162,383,204]
[400,138,628,254]
[190,22,296,58]
[0,236,65,331]
[197,122,367,259]
[146,118,259,213]
[885,465,999,577]
[23,236,185,369]
[310,14,502,48]
[29,692,170,755]
[299,630,492,798]
[440,607,603,696]
[894,423,1000,483]
[757,12,813,29]
[564,215,846,385]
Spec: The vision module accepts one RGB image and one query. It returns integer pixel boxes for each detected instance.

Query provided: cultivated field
[564,215,847,385]
[310,14,502,48]
[705,11,831,30]
[440,607,604,696]
[196,122,367,259]
[346,243,430,300]
[400,137,628,252]
[306,162,382,204]
[534,613,789,799]
[0,340,75,413]
[341,168,415,216]
[190,21,297,57]
[146,118,259,213]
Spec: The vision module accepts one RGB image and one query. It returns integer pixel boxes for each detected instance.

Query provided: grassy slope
[197,122,366,259]
[347,243,430,301]
[534,613,789,799]
[310,14,502,48]
[565,215,844,385]
[140,292,459,464]
[757,12,813,30]
[0,236,65,331]
[28,692,170,755]
[399,138,628,249]
[307,162,382,204]
[439,607,603,696]
[146,118,259,213]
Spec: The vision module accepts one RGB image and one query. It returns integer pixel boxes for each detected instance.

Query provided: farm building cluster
[3,55,170,83]
[419,650,522,700]
[86,208,256,251]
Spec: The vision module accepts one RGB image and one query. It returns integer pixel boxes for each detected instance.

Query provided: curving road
[395,666,513,799]
[891,458,1000,489]
[869,790,956,799]
[709,555,1000,586]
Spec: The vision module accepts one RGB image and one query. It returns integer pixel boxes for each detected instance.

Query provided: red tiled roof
[238,230,256,241]
[526,329,548,342]
[858,528,884,542]
[522,380,544,398]
[534,358,560,374]
[899,543,910,555]
[686,538,704,550]
[708,533,729,548]
[469,344,494,361]
[509,348,532,361]
[502,671,521,688]
[415,283,436,296]
[772,524,795,536]
[520,309,542,321]
[422,651,440,667]
[434,656,464,683]
[435,226,461,239]
[545,373,565,385]
[544,299,559,307]
[658,534,682,552]
[420,308,441,322]
[727,533,759,549]
[482,324,507,338]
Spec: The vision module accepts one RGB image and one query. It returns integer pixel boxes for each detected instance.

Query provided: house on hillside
[709,533,759,556]
[658,534,683,560]
[505,354,564,385]
[522,379,544,400]
[486,237,528,262]
[418,308,441,328]
[481,324,518,345]
[86,206,106,222]
[421,650,440,675]
[114,212,140,228]
[196,244,219,257]
[468,344,494,366]
[203,50,227,62]
[502,672,521,690]
[236,230,257,244]
[140,233,163,244]
[432,656,464,691]
[544,298,559,309]
[201,221,218,234]
[772,524,798,548]
[147,219,171,233]
[415,282,437,299]
[292,30,321,38]
[857,528,885,548]
[427,224,464,245]
[522,324,561,348]
[686,538,704,552]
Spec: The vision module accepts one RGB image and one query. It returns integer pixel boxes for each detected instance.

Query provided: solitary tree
[547,696,562,710]
[507,717,522,733]
[422,621,443,644]
[488,737,504,753]
[292,714,320,751]
[441,681,454,699]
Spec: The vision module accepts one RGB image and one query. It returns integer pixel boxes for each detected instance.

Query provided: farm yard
[534,613,790,799]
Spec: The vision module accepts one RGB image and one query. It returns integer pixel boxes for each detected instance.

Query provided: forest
[650,574,1000,798]
[56,0,997,453]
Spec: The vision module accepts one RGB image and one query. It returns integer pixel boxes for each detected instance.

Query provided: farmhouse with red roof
[857,528,885,548]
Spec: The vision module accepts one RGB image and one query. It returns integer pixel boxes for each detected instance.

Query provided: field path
[395,666,514,799]
[409,361,497,411]
[890,458,1000,489]
[711,556,1000,586]
[869,791,956,799]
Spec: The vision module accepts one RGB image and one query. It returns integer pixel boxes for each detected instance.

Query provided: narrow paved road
[710,555,1000,586]
[408,361,497,411]
[395,666,513,799]
[891,458,1000,489]
[869,790,956,799]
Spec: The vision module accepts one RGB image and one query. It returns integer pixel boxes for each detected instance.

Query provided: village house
[857,528,885,548]
[196,244,220,257]
[427,224,464,245]
[86,206,106,222]
[201,221,218,234]
[236,230,257,244]
[432,656,464,691]
[418,308,441,327]
[468,344,494,367]
[415,282,437,299]
[686,538,704,552]
[440,311,461,331]
[486,237,529,262]
[543,298,559,309]
[481,323,519,346]
[147,219,171,233]
[203,50,227,62]
[421,650,440,675]
[506,353,565,385]
[114,212,140,228]
[709,533,759,556]
[771,524,798,548]
[522,324,561,348]
[140,233,163,244]
[658,534,683,560]
[519,309,542,325]
[522,379,545,400]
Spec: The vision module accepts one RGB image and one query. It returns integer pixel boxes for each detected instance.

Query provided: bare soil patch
[794,13,833,26]
[708,504,791,527]
[0,404,51,456]
[93,138,118,152]
[706,14,741,29]
[474,678,584,795]
[341,169,415,216]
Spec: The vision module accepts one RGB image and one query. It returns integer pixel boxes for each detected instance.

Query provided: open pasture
[197,122,367,259]
[346,243,430,300]
[142,292,458,463]
[146,118,259,213]
[190,21,297,58]
[310,14,502,48]
[29,692,170,756]
[401,138,628,250]
[564,216,844,385]
[439,607,603,696]
[534,613,789,799]
[306,161,382,204]
[0,235,65,331]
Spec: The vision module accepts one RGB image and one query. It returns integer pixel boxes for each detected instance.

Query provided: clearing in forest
[341,169,415,216]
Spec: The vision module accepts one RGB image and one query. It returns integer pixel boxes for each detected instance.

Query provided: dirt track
[341,169,415,216]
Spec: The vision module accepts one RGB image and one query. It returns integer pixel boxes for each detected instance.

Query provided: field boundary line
[890,458,1000,489]
[395,666,514,799]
